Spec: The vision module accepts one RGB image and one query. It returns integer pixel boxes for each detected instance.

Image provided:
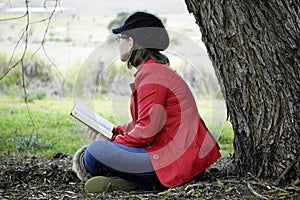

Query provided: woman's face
[117,35,133,62]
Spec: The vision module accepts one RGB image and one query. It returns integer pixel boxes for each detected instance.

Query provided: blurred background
[0,0,233,157]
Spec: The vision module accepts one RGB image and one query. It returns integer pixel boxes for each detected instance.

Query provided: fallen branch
[247,180,271,190]
[220,179,241,184]
[271,185,288,193]
[184,183,205,191]
[247,182,269,200]
[247,171,259,181]
[286,186,300,192]
[275,157,300,185]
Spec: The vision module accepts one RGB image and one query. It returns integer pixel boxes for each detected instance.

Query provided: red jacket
[111,59,221,187]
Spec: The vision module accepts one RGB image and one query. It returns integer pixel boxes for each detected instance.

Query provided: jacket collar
[134,58,157,77]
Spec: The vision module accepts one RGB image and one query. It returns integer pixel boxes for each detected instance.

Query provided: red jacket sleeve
[113,121,136,134]
[112,84,168,147]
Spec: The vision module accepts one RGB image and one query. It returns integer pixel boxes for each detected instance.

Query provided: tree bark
[185,0,300,181]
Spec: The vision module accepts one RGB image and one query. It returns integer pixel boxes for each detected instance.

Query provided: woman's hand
[86,127,107,141]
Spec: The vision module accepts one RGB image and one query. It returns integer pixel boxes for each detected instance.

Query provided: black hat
[112,12,169,51]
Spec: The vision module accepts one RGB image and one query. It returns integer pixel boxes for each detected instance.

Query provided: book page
[75,104,114,131]
[71,104,114,138]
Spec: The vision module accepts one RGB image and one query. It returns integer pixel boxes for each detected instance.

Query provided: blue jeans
[82,140,165,190]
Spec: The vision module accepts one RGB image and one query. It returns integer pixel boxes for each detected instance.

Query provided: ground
[0,153,299,199]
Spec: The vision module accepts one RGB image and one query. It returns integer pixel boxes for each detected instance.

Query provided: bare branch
[1,0,64,84]
[0,4,30,81]
[0,0,63,135]
[0,13,27,22]
[0,31,25,81]
[31,0,65,86]
[21,1,35,134]
[247,182,269,200]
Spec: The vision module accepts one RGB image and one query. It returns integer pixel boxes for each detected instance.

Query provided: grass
[0,96,89,157]
[0,96,234,157]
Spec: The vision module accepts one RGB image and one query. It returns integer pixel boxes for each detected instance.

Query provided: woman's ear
[128,37,134,50]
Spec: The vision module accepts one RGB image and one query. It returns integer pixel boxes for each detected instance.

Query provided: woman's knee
[83,140,111,176]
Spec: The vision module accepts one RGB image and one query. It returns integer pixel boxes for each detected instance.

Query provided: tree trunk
[185,0,300,181]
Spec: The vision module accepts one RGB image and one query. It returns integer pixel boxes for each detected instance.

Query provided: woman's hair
[127,45,169,69]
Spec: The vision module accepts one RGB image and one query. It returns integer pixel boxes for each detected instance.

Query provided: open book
[70,104,114,139]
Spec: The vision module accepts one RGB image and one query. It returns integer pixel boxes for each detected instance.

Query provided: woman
[73,11,221,193]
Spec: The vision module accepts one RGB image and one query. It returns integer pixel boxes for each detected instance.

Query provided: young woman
[73,11,221,193]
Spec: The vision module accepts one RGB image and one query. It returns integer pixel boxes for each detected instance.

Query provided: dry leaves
[0,154,299,199]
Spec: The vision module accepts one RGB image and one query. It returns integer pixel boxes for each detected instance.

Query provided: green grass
[0,96,90,157]
[0,96,234,157]
[197,99,234,156]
